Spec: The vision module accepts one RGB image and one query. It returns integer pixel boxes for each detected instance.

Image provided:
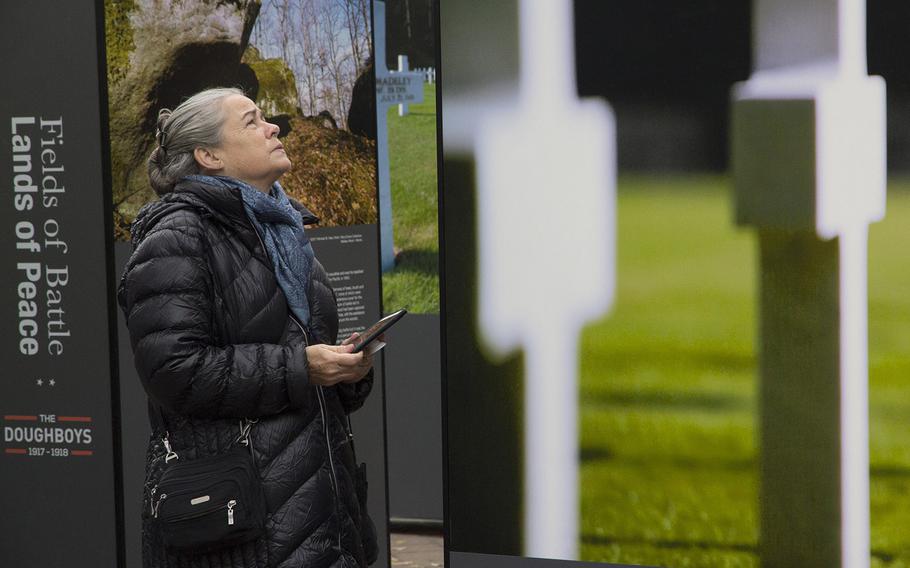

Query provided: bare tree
[250,10,264,49]
[339,0,362,72]
[320,0,351,126]
[250,0,368,128]
[358,0,372,56]
[277,0,294,64]
[298,0,322,115]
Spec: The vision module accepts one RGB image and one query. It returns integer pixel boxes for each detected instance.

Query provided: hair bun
[147,146,175,196]
[156,108,173,148]
[146,88,244,196]
[156,108,172,133]
[148,145,164,166]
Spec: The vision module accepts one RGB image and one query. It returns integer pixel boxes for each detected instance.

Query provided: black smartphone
[349,309,408,353]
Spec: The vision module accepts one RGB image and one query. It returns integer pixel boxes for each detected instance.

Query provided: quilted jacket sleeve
[336,368,374,414]
[118,210,311,419]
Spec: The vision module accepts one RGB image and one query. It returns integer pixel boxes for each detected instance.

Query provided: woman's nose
[266,121,280,137]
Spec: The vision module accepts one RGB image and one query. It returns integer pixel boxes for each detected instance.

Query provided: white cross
[732,0,885,565]
[374,0,425,271]
[397,55,414,116]
[474,0,616,559]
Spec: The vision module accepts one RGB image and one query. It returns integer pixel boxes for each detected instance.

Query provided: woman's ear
[194,147,223,173]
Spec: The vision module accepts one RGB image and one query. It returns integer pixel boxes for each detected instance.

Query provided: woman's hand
[306,342,373,386]
[336,331,385,383]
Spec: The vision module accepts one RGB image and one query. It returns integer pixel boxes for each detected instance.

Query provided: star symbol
[49,379,56,387]
[36,379,43,386]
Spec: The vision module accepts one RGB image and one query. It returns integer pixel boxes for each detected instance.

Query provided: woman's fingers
[330,350,367,366]
[306,343,373,386]
[330,350,370,375]
[331,350,373,382]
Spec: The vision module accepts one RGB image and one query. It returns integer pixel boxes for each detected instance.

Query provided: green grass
[382,83,440,314]
[579,175,910,566]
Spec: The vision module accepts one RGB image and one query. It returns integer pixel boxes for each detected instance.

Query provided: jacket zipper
[250,217,342,546]
[315,381,344,550]
[289,315,340,502]
[251,226,340,497]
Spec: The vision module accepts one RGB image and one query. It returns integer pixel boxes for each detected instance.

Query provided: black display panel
[0,2,122,565]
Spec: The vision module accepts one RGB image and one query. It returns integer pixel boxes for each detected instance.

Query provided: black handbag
[149,406,267,554]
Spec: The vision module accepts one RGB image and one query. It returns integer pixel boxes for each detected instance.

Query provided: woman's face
[207,94,292,191]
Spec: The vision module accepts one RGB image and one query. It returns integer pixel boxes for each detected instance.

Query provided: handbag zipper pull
[227,500,237,525]
[153,493,167,518]
[149,487,157,516]
[163,435,178,463]
[238,420,252,446]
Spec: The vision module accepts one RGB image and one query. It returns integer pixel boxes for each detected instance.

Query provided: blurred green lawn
[382,82,440,314]
[579,176,910,567]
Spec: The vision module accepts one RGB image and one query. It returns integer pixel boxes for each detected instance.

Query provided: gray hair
[147,87,244,195]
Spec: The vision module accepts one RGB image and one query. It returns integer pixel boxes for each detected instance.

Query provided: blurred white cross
[732,0,885,566]
[475,0,616,559]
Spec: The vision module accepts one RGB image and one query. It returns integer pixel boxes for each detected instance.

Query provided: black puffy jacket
[117,177,373,568]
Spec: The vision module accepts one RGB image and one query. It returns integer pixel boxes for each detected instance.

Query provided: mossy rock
[242,46,299,117]
[104,0,136,87]
[105,0,262,240]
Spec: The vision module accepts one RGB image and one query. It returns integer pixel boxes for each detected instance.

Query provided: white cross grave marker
[731,0,885,566]
[374,0,425,271]
[398,55,412,116]
[474,0,616,559]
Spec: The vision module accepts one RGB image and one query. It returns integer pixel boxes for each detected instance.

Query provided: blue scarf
[186,175,316,330]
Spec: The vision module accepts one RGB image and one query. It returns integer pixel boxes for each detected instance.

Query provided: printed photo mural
[104,0,377,240]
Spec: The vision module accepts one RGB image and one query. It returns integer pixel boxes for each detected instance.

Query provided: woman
[118,87,377,568]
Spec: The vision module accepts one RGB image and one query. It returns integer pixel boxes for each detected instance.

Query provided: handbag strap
[345,415,359,463]
[148,398,167,432]
[148,400,179,462]
[149,399,254,463]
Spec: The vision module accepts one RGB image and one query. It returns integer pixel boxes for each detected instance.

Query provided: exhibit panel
[0,2,122,566]
[372,0,444,526]
[3,1,393,567]
[105,0,392,566]
[438,0,895,567]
